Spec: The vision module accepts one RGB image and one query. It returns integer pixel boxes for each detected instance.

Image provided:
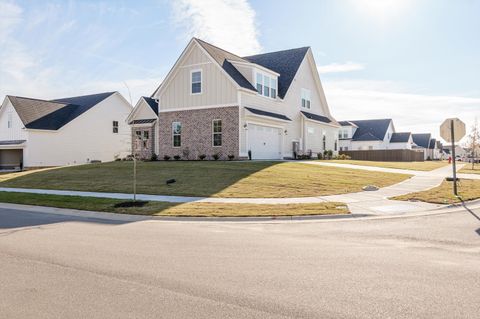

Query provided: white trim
[180,61,212,68]
[159,104,238,113]
[254,70,278,100]
[229,60,280,77]
[126,97,157,124]
[190,68,203,95]
[302,116,341,128]
[244,108,291,123]
[172,121,182,148]
[246,120,285,129]
[212,119,222,147]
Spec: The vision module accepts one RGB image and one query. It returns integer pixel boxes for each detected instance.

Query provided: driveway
[0,205,479,318]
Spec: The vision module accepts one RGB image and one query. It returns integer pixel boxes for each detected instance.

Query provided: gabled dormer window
[255,72,277,99]
[301,89,311,109]
[191,69,202,94]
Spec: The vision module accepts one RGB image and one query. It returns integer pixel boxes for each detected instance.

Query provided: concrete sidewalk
[0,163,474,215]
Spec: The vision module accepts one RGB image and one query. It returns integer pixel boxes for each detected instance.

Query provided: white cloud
[324,79,480,144]
[0,1,22,40]
[171,0,261,56]
[317,61,365,74]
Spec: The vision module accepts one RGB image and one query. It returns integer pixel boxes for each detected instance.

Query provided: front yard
[459,165,480,175]
[392,179,480,204]
[0,192,349,217]
[0,161,411,198]
[324,160,448,171]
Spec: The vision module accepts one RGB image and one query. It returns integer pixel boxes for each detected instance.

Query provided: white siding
[158,44,238,111]
[24,93,132,167]
[0,99,27,141]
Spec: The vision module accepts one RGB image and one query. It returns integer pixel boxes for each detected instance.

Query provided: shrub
[173,155,181,161]
[198,154,207,161]
[115,158,122,162]
[327,150,333,158]
[228,154,235,161]
[317,153,323,160]
[151,153,158,161]
[212,153,220,161]
[163,155,171,161]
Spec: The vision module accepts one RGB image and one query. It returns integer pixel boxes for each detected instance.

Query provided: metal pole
[133,156,137,201]
[450,119,458,196]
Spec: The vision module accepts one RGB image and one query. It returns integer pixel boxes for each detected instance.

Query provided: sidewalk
[0,163,474,215]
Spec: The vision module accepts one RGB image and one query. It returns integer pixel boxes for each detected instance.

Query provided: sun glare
[353,0,412,21]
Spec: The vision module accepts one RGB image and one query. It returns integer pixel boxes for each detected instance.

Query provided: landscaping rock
[362,185,379,191]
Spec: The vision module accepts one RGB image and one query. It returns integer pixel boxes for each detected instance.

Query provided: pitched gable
[349,119,392,141]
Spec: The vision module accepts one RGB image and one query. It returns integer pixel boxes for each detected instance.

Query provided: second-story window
[256,73,263,95]
[301,89,311,109]
[256,72,277,99]
[191,70,202,94]
[112,121,119,133]
[343,130,348,139]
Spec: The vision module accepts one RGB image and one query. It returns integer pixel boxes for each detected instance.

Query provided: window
[338,131,342,139]
[334,140,338,151]
[255,72,277,99]
[113,121,119,133]
[344,146,348,151]
[343,130,348,139]
[191,70,202,94]
[213,119,222,147]
[172,122,181,147]
[368,146,374,150]
[301,89,311,109]
[143,131,149,148]
[322,133,326,150]
[7,113,12,129]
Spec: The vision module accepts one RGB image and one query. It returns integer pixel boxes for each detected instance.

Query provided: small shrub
[198,154,207,160]
[228,154,235,161]
[173,155,181,161]
[317,153,323,160]
[151,153,158,161]
[327,150,333,158]
[163,155,171,161]
[212,153,220,161]
[115,158,122,162]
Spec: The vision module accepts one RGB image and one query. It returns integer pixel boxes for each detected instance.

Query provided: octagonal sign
[440,118,466,143]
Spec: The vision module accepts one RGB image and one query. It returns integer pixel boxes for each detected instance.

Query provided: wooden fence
[339,149,424,162]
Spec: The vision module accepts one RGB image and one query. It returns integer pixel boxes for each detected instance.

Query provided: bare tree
[466,117,480,169]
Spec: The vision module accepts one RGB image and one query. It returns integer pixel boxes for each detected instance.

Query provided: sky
[0,0,479,144]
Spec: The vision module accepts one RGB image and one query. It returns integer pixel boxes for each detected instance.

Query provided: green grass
[324,160,448,171]
[459,165,480,175]
[0,161,411,198]
[392,179,480,204]
[0,192,349,217]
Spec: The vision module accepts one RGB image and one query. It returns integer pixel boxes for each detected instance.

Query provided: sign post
[440,118,466,196]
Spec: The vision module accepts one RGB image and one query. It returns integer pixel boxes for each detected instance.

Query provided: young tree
[466,118,480,169]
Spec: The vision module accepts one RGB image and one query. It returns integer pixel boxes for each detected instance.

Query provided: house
[412,133,432,160]
[338,119,415,151]
[128,38,340,160]
[127,96,159,160]
[0,92,132,169]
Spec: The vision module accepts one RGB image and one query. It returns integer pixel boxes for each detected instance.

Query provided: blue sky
[0,0,479,142]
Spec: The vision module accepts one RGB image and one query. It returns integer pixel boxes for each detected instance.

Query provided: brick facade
[158,106,239,160]
[132,124,156,160]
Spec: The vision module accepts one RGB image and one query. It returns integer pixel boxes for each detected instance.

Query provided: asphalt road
[0,206,479,318]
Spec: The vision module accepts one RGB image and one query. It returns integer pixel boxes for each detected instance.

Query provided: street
[0,206,479,318]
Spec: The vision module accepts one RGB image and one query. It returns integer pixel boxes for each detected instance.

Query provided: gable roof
[7,92,115,130]
[412,133,431,149]
[338,121,358,127]
[301,111,332,124]
[243,47,309,99]
[142,97,158,115]
[429,138,437,149]
[346,119,392,141]
[390,132,411,143]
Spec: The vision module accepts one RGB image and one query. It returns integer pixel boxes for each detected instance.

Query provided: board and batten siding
[0,99,28,141]
[158,44,238,110]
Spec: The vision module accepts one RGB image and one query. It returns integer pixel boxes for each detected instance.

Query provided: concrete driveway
[0,205,479,318]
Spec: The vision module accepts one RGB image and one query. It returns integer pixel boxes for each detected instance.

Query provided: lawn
[459,165,480,175]
[324,160,448,171]
[391,179,480,204]
[0,192,349,217]
[0,161,410,198]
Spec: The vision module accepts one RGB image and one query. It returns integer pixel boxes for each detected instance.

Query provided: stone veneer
[131,124,156,160]
[158,106,239,160]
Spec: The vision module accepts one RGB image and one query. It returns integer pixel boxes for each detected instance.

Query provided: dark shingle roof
[244,107,291,121]
[429,138,437,149]
[390,132,411,143]
[195,38,257,92]
[338,120,358,127]
[243,47,309,99]
[301,111,332,124]
[129,119,156,125]
[347,119,392,141]
[8,92,115,130]
[0,140,26,145]
[142,97,158,115]
[412,133,431,149]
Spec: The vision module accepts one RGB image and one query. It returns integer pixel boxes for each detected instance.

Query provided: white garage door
[248,124,282,159]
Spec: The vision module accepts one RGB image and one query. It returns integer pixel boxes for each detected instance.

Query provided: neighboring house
[128,38,340,160]
[338,119,415,151]
[0,92,132,169]
[127,96,159,160]
[412,133,432,160]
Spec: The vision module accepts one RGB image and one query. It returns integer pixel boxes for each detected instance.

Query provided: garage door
[0,149,23,170]
[248,124,282,159]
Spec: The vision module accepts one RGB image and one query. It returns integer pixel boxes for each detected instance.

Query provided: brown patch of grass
[325,160,448,171]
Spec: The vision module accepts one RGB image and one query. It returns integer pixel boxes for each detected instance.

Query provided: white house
[128,38,340,160]
[0,92,132,169]
[338,119,415,151]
